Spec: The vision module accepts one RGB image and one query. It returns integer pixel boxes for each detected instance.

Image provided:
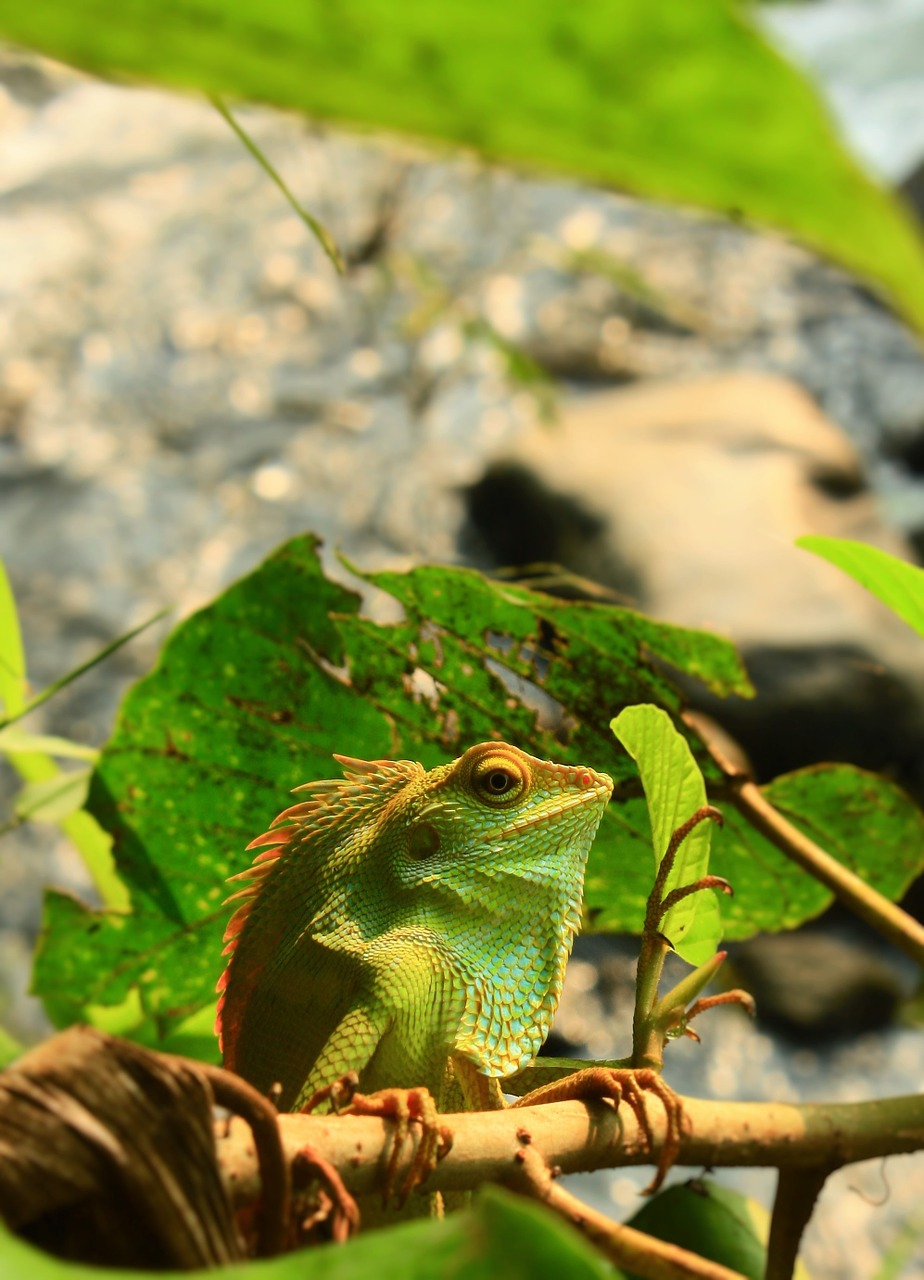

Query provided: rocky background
[3,10,924,1273]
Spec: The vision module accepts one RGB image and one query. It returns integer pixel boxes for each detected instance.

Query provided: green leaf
[611,704,721,965]
[0,562,128,909]
[797,537,924,640]
[32,535,924,1044]
[0,557,26,718]
[2,2,924,332]
[0,1184,613,1280]
[624,1180,812,1280]
[624,1180,763,1280]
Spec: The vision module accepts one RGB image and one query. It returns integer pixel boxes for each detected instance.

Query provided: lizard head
[385,741,613,1076]
[397,741,614,891]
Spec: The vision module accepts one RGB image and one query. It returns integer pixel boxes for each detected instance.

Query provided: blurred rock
[464,372,924,796]
[727,932,905,1042]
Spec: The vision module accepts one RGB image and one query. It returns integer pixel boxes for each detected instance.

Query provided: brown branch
[508,1141,747,1280]
[216,1092,924,1207]
[765,1166,835,1280]
[727,779,924,967]
[684,710,924,967]
[199,1065,290,1256]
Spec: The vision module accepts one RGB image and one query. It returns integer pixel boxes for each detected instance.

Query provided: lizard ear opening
[408,822,441,860]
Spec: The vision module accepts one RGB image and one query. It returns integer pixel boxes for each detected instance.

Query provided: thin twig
[684,711,924,967]
[508,1142,746,1280]
[208,94,345,275]
[730,779,924,967]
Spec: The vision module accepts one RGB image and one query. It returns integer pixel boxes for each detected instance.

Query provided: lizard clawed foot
[293,1143,360,1243]
[341,1086,454,1207]
[511,1066,684,1195]
[300,1075,452,1207]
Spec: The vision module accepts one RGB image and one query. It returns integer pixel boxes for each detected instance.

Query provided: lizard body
[216,742,613,1115]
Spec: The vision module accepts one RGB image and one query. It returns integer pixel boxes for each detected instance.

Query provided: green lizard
[217,741,681,1212]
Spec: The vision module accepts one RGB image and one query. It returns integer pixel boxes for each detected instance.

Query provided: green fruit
[624,1178,811,1280]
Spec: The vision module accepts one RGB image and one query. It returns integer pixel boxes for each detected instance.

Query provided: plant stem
[765,1166,834,1280]
[632,933,669,1068]
[509,1142,745,1280]
[208,94,345,275]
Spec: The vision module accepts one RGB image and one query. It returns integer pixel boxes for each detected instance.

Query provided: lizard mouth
[495,778,613,839]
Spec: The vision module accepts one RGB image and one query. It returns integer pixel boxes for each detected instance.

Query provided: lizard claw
[297,1075,453,1207]
[342,1086,454,1207]
[297,1070,361,1116]
[510,1066,684,1194]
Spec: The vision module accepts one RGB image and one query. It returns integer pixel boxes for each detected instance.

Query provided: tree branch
[216,1091,924,1206]
[683,710,924,967]
[765,1166,835,1280]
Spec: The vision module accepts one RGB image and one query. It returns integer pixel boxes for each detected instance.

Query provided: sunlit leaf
[15,770,92,826]
[611,704,721,965]
[797,537,924,640]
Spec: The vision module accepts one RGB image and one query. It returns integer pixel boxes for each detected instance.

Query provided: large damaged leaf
[33,535,924,1053]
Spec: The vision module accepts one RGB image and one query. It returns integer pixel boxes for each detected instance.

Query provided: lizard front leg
[295,1008,452,1210]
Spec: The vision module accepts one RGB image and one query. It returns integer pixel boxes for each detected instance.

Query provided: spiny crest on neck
[215,753,423,1050]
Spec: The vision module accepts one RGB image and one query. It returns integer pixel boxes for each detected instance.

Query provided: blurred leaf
[797,537,924,639]
[3,1,924,331]
[0,558,26,719]
[0,727,98,762]
[0,1178,612,1280]
[0,560,127,911]
[15,769,91,826]
[612,704,721,965]
[32,535,924,1048]
[872,1202,924,1280]
[624,1179,812,1280]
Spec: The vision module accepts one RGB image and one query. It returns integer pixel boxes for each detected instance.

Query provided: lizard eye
[486,770,513,793]
[471,754,528,805]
